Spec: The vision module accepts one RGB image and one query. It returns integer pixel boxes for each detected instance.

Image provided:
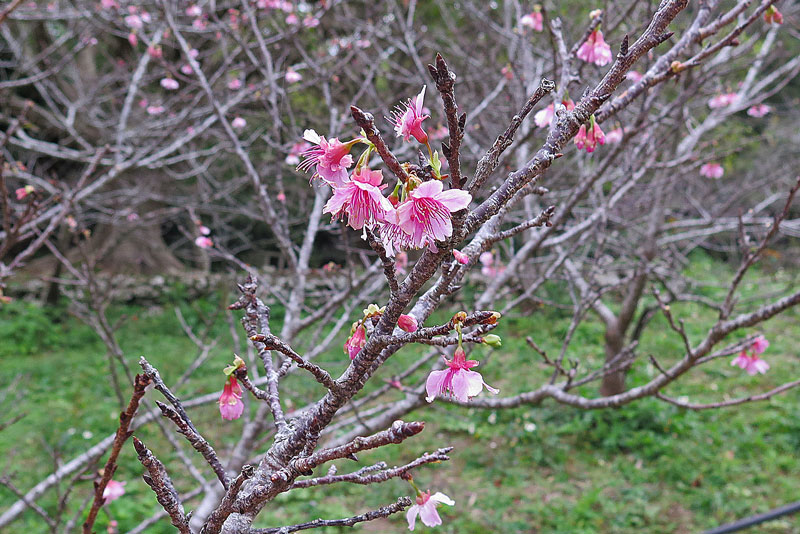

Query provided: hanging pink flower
[747,104,771,117]
[398,314,418,333]
[391,86,430,144]
[285,13,299,25]
[452,249,469,265]
[344,323,367,360]
[380,221,416,256]
[751,335,769,355]
[102,480,126,504]
[128,32,138,47]
[297,129,355,188]
[15,185,34,200]
[160,78,179,90]
[232,116,247,129]
[277,192,286,203]
[198,225,211,236]
[147,45,162,58]
[195,236,213,248]
[406,490,455,531]
[708,93,738,109]
[520,10,543,32]
[285,67,302,83]
[731,335,770,375]
[395,180,472,251]
[700,163,724,179]
[186,4,202,17]
[228,79,242,90]
[426,346,499,403]
[574,117,605,153]
[605,127,624,143]
[219,376,244,420]
[303,15,320,28]
[323,167,394,230]
[577,29,612,66]
[534,98,575,128]
[764,5,783,24]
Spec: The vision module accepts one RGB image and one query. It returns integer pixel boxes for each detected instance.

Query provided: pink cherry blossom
[160,78,179,90]
[124,14,143,29]
[344,324,366,360]
[277,192,286,203]
[297,129,355,187]
[232,116,247,129]
[285,67,302,83]
[147,45,162,58]
[426,346,499,403]
[395,180,472,251]
[520,10,543,32]
[227,79,241,90]
[747,104,771,117]
[480,251,505,277]
[146,105,165,115]
[126,212,139,222]
[380,221,417,256]
[195,236,213,248]
[285,13,299,25]
[15,185,34,200]
[407,490,455,531]
[577,29,612,67]
[398,314,418,333]
[198,225,211,236]
[708,93,738,109]
[323,167,394,230]
[128,32,138,46]
[285,141,311,165]
[391,86,430,144]
[751,335,769,355]
[219,376,244,420]
[731,350,770,375]
[303,15,320,28]
[453,249,470,265]
[355,39,371,48]
[605,127,624,144]
[700,163,724,179]
[574,118,605,153]
[186,5,202,17]
[181,64,193,75]
[100,0,118,8]
[102,480,126,504]
[534,98,574,128]
[626,70,644,83]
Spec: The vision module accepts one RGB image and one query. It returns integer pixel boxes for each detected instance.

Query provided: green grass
[1,254,799,533]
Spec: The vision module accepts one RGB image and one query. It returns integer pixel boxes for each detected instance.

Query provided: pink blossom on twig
[407,490,454,530]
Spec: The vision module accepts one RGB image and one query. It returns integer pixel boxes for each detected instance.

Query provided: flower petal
[406,505,419,531]
[435,189,472,212]
[430,492,455,506]
[425,369,450,402]
[419,501,443,527]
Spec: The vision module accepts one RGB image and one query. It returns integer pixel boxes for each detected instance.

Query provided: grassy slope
[1,255,798,534]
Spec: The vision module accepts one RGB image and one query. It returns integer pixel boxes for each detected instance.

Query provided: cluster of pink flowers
[299,88,472,255]
[747,104,771,118]
[343,306,417,360]
[764,5,783,24]
[731,336,770,375]
[577,29,612,66]
[700,163,724,179]
[708,93,738,109]
[520,7,543,32]
[575,115,605,153]
[480,251,505,278]
[407,490,454,530]
[534,97,575,129]
[195,223,213,248]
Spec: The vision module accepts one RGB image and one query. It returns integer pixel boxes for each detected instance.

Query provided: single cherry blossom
[700,163,724,179]
[708,93,738,109]
[407,490,455,531]
[426,346,499,403]
[285,67,302,83]
[232,116,247,129]
[297,130,356,187]
[102,480,126,504]
[344,323,367,360]
[534,98,575,128]
[160,78,179,90]
[391,86,430,144]
[323,167,394,230]
[577,29,612,66]
[520,9,543,32]
[219,376,244,420]
[395,180,472,251]
[195,236,213,248]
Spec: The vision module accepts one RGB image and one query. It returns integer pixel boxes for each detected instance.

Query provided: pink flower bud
[160,78,179,90]
[398,314,418,333]
[452,249,470,264]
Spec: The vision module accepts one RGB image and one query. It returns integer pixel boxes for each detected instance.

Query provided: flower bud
[452,311,467,324]
[398,314,418,333]
[483,334,502,348]
[484,312,501,325]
